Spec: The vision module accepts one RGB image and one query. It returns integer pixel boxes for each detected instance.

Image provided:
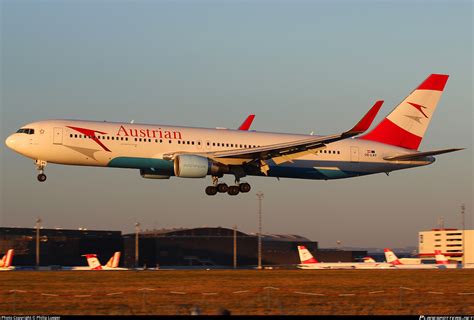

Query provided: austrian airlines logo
[67,126,111,152]
[407,102,428,118]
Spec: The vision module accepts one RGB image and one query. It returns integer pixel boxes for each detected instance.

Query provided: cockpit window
[16,128,35,135]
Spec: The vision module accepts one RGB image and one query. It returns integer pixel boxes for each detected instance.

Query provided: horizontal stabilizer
[384,148,464,161]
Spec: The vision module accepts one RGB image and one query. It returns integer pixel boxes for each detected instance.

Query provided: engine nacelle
[174,155,210,178]
[140,169,171,179]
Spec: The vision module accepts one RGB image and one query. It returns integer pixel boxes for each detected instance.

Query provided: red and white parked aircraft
[5,74,462,195]
[65,251,128,271]
[297,245,392,269]
[434,250,463,269]
[0,249,15,271]
[384,248,440,269]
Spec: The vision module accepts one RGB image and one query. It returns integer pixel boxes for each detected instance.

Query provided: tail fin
[297,245,318,264]
[384,248,402,265]
[0,249,14,268]
[83,254,103,270]
[434,250,449,265]
[360,74,449,150]
[363,257,376,263]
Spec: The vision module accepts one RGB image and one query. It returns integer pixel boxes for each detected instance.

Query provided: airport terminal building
[122,227,318,268]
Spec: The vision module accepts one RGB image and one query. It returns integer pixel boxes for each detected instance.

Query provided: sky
[1,0,472,248]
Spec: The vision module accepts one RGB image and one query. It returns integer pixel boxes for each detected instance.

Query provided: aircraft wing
[163,101,383,170]
[383,148,464,161]
[206,101,382,162]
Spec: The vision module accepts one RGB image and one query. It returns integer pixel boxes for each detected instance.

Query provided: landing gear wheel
[37,174,47,182]
[217,183,229,193]
[227,185,240,196]
[205,186,218,196]
[239,183,251,193]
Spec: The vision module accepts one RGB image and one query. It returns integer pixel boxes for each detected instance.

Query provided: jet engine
[174,155,229,178]
[173,155,209,178]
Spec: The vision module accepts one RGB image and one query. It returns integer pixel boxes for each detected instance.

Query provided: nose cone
[5,134,16,151]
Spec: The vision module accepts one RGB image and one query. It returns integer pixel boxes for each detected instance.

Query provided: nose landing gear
[35,160,48,182]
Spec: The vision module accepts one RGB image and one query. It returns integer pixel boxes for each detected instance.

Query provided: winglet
[345,100,384,136]
[238,114,256,131]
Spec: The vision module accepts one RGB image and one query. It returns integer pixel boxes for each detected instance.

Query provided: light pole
[233,225,237,269]
[256,191,264,270]
[461,204,465,267]
[135,222,140,268]
[35,217,42,269]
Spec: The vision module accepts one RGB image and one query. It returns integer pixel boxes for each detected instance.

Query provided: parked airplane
[0,249,15,271]
[434,250,462,269]
[5,74,463,195]
[65,251,128,271]
[297,245,393,269]
[384,248,438,269]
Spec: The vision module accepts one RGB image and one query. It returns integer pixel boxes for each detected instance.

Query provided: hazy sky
[1,0,472,248]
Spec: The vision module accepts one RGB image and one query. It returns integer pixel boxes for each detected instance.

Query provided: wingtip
[238,114,256,131]
[347,100,384,135]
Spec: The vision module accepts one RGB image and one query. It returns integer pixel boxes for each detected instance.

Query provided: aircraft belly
[263,160,389,180]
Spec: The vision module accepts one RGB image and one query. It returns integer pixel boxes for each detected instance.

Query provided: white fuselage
[297,262,394,270]
[5,119,433,181]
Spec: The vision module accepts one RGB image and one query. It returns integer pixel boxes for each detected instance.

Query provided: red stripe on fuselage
[359,118,422,150]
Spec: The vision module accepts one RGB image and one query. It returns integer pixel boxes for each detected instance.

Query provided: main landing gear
[35,160,47,182]
[205,176,251,196]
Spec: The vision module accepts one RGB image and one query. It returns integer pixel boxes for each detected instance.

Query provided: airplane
[0,249,15,271]
[434,250,462,269]
[64,251,128,270]
[383,248,439,269]
[5,74,463,196]
[297,245,393,269]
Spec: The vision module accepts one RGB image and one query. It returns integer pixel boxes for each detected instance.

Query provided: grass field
[1,270,474,315]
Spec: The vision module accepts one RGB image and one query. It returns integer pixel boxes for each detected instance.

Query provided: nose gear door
[53,127,63,145]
